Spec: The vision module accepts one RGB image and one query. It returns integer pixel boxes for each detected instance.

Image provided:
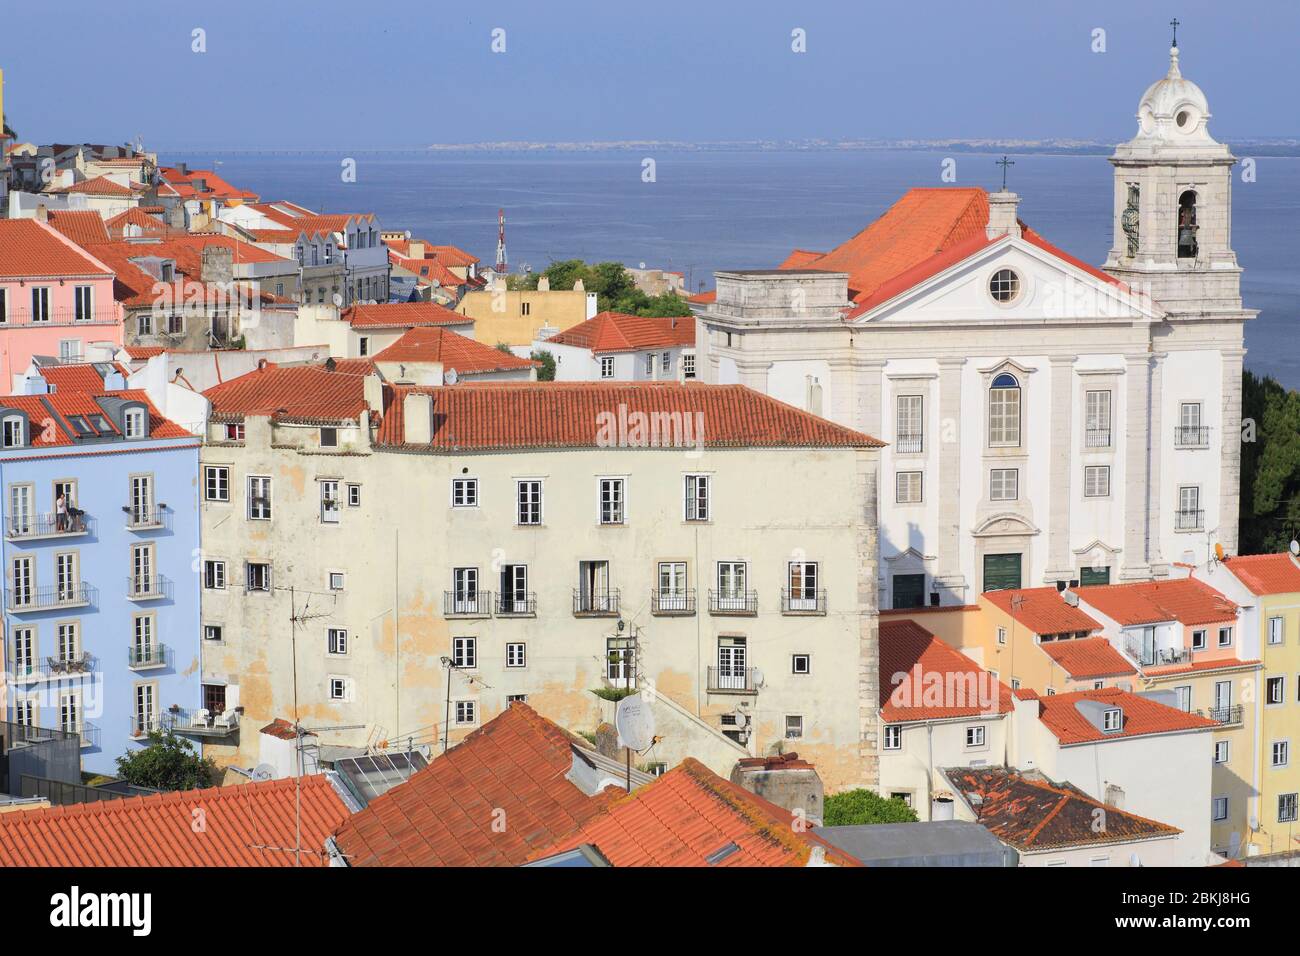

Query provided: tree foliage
[1239,370,1300,554]
[530,349,557,381]
[535,260,692,317]
[823,788,919,825]
[115,731,220,792]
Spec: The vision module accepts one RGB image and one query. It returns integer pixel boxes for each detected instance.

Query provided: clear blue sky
[2,0,1295,148]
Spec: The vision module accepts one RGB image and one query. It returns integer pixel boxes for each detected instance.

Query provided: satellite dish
[1290,540,1299,557]
[443,368,459,385]
[251,763,278,782]
[615,693,655,752]
[752,668,765,688]
[331,292,343,307]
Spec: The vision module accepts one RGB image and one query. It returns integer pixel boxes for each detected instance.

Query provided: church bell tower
[1103,37,1244,318]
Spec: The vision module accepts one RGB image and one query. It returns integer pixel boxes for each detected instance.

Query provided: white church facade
[693,44,1253,609]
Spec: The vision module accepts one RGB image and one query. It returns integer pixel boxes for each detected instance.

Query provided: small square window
[966,725,986,747]
[1280,793,1298,823]
[320,427,338,447]
[883,725,902,750]
[452,478,478,508]
[1192,629,1207,651]
[990,468,1018,502]
[453,636,477,669]
[506,642,526,668]
[329,572,345,591]
[455,700,477,725]
[792,654,810,675]
[1268,677,1285,706]
[329,677,348,700]
[1084,465,1110,498]
[1272,740,1289,767]
[1102,708,1122,732]
[347,484,361,507]
[328,628,348,655]
[895,471,923,504]
[1213,797,1229,822]
[784,715,803,739]
[600,356,615,379]
[1214,740,1229,764]
[247,562,271,592]
[1218,626,1233,647]
[204,624,223,642]
[204,560,226,590]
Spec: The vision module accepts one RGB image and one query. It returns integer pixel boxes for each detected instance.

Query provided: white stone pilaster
[1043,356,1075,582]
[1121,352,1153,579]
[1219,347,1246,556]
[936,358,966,596]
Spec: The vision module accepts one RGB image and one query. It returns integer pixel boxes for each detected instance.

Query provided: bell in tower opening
[1177,190,1198,258]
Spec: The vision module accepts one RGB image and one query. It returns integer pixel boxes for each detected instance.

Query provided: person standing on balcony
[55,492,68,532]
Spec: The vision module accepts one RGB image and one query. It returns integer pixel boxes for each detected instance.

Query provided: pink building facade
[0,219,123,388]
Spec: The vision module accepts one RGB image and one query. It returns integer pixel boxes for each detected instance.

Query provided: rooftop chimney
[362,373,384,416]
[402,391,433,444]
[986,190,1022,239]
[35,203,48,223]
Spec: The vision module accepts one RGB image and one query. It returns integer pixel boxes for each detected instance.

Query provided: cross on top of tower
[996,155,1015,192]
[1170,17,1180,48]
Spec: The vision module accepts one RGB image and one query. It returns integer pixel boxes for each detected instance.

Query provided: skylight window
[705,842,741,865]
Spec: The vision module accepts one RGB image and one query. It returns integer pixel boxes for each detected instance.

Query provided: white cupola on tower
[1103,38,1244,317]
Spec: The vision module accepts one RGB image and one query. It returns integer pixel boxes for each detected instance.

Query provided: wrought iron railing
[1174,425,1211,447]
[495,592,537,616]
[707,666,758,693]
[1175,509,1205,531]
[709,589,758,615]
[5,582,95,612]
[782,588,827,615]
[573,588,620,615]
[651,588,696,615]
[5,512,94,539]
[443,590,490,616]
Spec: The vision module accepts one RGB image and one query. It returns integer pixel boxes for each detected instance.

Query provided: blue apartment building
[0,364,202,776]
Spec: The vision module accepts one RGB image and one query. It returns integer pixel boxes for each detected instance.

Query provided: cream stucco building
[693,44,1252,611]
[194,369,884,792]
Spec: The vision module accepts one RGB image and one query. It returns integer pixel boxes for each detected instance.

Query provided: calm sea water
[172,149,1300,388]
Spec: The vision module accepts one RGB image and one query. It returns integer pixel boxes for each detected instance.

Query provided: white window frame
[451,477,479,508]
[599,356,615,379]
[883,724,902,750]
[990,468,1018,502]
[516,479,543,525]
[598,477,625,525]
[792,653,811,675]
[1272,740,1289,767]
[204,560,226,590]
[248,475,272,520]
[204,465,230,502]
[453,636,477,669]
[1212,797,1229,822]
[684,474,710,522]
[1214,740,1229,764]
[1084,465,1111,498]
[454,700,477,725]
[965,725,987,748]
[895,471,923,504]
[328,628,348,656]
[784,715,804,740]
[1269,616,1285,645]
[506,642,526,668]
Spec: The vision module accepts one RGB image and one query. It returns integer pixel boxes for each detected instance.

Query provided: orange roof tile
[48,175,136,197]
[44,209,110,246]
[1031,687,1216,745]
[0,776,351,866]
[545,311,695,354]
[983,586,1102,636]
[879,619,1012,721]
[373,327,536,375]
[104,206,176,239]
[529,758,860,867]
[35,362,131,394]
[330,703,610,867]
[377,381,884,450]
[0,388,190,447]
[204,364,371,424]
[0,219,114,279]
[344,301,472,330]
[387,251,466,288]
[1224,553,1300,596]
[1039,637,1137,680]
[1078,578,1239,627]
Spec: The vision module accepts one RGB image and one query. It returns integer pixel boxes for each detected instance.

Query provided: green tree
[495,341,513,353]
[115,731,220,792]
[823,788,919,825]
[530,349,556,381]
[1239,370,1300,554]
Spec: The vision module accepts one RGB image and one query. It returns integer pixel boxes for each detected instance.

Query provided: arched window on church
[1177,190,1199,258]
[989,373,1021,447]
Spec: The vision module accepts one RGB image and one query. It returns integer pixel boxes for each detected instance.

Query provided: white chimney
[402,391,432,444]
[986,190,1022,239]
[362,373,384,416]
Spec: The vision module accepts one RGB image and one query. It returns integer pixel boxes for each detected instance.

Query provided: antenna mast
[495,208,508,275]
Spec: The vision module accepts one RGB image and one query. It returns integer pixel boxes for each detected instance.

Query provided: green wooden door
[982,553,1022,592]
[892,573,926,609]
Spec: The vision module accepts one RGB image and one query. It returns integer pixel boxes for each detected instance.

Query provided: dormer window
[1102,708,1123,733]
[2,415,25,448]
[160,262,174,283]
[124,407,146,439]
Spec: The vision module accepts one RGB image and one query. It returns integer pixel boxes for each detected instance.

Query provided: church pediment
[851,237,1165,326]
[972,512,1042,538]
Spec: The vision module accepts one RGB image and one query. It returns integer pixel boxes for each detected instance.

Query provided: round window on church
[1176,110,1191,128]
[989,268,1021,303]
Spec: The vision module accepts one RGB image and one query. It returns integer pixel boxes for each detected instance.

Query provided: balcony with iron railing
[1199,704,1244,727]
[0,307,122,328]
[495,592,537,617]
[1123,635,1191,669]
[126,574,172,602]
[709,589,758,616]
[127,643,170,670]
[443,590,491,618]
[781,588,827,616]
[1085,427,1112,448]
[123,504,170,531]
[4,512,94,542]
[8,653,96,682]
[1175,508,1205,532]
[128,715,162,739]
[707,666,759,694]
[1174,425,1211,448]
[78,722,101,750]
[5,582,95,613]
[651,588,696,616]
[163,706,240,738]
[573,588,620,617]
[895,433,923,455]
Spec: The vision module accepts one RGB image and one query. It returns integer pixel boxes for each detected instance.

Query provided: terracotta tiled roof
[529,758,860,867]
[204,364,370,424]
[330,702,610,867]
[35,362,131,394]
[1039,637,1137,680]
[121,346,166,359]
[545,311,695,354]
[686,290,716,304]
[1031,687,1216,745]
[0,220,114,279]
[48,175,136,197]
[426,244,478,267]
[159,167,258,202]
[983,587,1102,636]
[1224,553,1300,596]
[104,206,176,239]
[0,388,190,447]
[387,251,466,288]
[44,209,110,246]
[0,776,351,866]
[344,302,471,330]
[377,381,884,450]
[1140,657,1261,678]
[1078,578,1239,627]
[248,228,302,244]
[790,187,991,302]
[879,619,1012,721]
[945,766,1179,852]
[778,249,825,269]
[373,327,536,375]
